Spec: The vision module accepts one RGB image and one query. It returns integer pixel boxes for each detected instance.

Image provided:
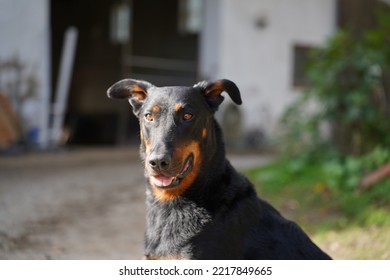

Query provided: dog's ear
[107,79,153,117]
[195,79,242,111]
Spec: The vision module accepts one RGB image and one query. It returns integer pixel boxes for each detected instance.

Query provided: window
[178,0,203,34]
[292,45,315,88]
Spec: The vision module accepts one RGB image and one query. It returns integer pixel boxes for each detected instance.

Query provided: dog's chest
[145,199,211,259]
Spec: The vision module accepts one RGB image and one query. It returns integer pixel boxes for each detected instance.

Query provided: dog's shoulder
[198,162,331,259]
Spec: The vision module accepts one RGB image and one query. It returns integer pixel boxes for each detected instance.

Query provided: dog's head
[107,79,241,201]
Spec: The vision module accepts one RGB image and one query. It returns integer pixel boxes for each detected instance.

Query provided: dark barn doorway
[51,0,199,145]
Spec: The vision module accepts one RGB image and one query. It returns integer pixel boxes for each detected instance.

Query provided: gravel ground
[0,147,272,260]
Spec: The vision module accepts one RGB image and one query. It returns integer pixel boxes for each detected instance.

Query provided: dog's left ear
[195,79,242,111]
[107,79,153,117]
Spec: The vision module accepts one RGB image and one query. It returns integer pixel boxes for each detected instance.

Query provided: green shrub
[281,9,390,156]
[273,9,390,227]
[248,148,390,228]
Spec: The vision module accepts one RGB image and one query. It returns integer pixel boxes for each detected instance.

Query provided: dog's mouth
[150,154,194,189]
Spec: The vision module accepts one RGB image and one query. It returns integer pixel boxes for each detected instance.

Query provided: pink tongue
[152,176,174,187]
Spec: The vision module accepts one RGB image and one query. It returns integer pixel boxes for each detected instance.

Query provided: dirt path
[0,147,271,259]
[0,147,146,259]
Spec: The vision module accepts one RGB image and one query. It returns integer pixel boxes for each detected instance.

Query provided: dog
[107,78,331,260]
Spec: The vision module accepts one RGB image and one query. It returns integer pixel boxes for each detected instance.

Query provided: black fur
[107,78,331,260]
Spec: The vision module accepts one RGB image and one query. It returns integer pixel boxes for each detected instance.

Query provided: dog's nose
[148,154,171,171]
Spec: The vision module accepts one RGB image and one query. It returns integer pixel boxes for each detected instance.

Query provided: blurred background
[0,0,389,259]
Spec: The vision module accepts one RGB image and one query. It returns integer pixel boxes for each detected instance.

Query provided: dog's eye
[145,113,154,122]
[183,113,193,121]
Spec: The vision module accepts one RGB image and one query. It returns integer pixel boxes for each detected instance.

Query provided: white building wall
[0,0,51,148]
[199,0,223,81]
[200,0,336,144]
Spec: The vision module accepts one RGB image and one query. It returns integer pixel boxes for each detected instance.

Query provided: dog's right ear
[107,79,153,117]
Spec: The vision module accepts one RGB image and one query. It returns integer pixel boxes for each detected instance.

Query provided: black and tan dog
[107,78,331,260]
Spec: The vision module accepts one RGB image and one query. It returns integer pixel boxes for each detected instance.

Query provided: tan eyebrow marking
[175,104,182,112]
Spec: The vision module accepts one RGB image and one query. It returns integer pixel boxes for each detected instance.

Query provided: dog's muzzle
[150,154,194,189]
